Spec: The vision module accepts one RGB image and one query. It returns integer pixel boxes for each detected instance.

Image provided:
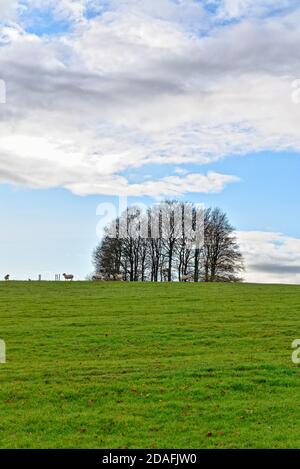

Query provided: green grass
[0,281,300,448]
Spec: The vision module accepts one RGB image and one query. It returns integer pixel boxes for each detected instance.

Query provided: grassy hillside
[0,281,299,448]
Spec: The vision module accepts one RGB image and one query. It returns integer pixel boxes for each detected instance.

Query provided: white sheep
[92,274,104,281]
[181,274,193,282]
[63,273,74,281]
[114,274,123,281]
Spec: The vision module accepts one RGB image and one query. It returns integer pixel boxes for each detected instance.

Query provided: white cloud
[0,1,300,196]
[21,0,94,22]
[0,0,20,21]
[174,167,189,175]
[108,0,207,30]
[67,171,239,197]
[238,231,300,284]
[214,0,297,20]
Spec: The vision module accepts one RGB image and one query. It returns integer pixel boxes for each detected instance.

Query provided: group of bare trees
[93,201,243,282]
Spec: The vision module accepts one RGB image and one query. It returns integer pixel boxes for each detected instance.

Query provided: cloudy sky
[0,0,300,282]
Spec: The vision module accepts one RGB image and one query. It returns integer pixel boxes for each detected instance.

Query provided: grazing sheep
[63,273,74,281]
[182,274,193,282]
[107,273,123,281]
[92,274,104,281]
[4,274,9,281]
[113,274,123,281]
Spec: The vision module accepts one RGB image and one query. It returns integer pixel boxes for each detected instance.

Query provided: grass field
[0,281,300,448]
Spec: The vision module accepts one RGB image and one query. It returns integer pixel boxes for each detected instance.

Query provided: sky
[0,0,300,282]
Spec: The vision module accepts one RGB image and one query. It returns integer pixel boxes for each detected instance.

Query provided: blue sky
[0,0,300,282]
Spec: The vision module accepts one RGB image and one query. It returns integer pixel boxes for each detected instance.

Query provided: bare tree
[202,208,243,282]
[92,203,243,283]
[160,200,183,282]
[93,233,122,280]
